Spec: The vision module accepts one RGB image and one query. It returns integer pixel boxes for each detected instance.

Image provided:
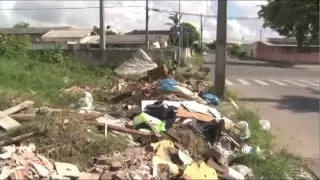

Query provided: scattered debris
[147,65,168,81]
[55,162,80,178]
[0,65,310,180]
[114,49,158,75]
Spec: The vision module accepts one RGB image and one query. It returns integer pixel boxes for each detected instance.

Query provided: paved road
[205,53,320,177]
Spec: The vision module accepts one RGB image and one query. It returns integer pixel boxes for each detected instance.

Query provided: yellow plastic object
[183,161,218,180]
[150,140,175,161]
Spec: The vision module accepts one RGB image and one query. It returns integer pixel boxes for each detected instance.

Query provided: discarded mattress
[114,49,158,75]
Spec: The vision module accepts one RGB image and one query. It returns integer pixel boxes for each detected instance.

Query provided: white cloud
[234,1,267,17]
[0,0,280,43]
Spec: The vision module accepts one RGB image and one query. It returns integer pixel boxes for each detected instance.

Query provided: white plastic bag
[230,165,254,178]
[259,120,271,131]
[232,121,251,140]
[77,92,93,110]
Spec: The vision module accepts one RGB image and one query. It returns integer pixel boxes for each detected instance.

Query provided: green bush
[0,33,30,59]
[230,44,241,57]
[29,45,68,64]
[0,33,71,64]
[237,50,247,60]
[155,50,174,72]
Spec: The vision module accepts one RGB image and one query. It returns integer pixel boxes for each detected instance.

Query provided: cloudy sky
[0,0,280,43]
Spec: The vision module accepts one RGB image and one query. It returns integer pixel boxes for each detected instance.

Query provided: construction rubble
[0,65,313,180]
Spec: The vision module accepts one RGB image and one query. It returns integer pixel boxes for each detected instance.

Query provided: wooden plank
[0,111,21,131]
[88,121,152,136]
[9,114,36,122]
[0,101,34,119]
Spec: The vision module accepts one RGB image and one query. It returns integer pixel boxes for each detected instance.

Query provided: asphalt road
[205,53,320,177]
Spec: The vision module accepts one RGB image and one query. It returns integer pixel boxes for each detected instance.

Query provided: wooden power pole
[99,0,106,50]
[178,0,181,66]
[200,14,203,50]
[145,0,149,50]
[214,0,227,98]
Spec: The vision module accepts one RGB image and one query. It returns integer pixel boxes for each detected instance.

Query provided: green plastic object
[133,112,166,133]
[250,146,262,156]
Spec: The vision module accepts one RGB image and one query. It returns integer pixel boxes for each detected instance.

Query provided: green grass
[232,150,300,179]
[230,106,301,179]
[0,57,114,106]
[186,54,205,66]
[233,107,272,149]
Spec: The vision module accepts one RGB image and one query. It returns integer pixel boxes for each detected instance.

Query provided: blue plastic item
[202,93,220,105]
[157,78,178,92]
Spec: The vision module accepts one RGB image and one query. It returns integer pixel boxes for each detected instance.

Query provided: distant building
[81,34,169,49]
[126,29,171,36]
[0,26,73,43]
[40,29,96,49]
[41,29,95,42]
[251,38,319,64]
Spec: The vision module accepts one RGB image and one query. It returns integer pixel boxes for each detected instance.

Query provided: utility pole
[214,0,227,98]
[181,25,184,64]
[200,13,203,50]
[145,0,149,50]
[99,0,106,50]
[259,29,262,40]
[178,0,181,66]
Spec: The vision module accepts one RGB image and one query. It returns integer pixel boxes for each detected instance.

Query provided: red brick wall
[253,42,319,64]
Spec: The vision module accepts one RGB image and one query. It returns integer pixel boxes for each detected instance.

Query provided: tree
[93,25,117,35]
[230,44,241,57]
[13,22,30,28]
[165,13,182,28]
[258,0,319,51]
[207,40,216,50]
[165,13,182,45]
[180,22,200,48]
[106,31,117,35]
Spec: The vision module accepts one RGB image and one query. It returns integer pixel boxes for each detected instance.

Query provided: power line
[150,8,261,20]
[0,6,144,11]
[116,1,145,14]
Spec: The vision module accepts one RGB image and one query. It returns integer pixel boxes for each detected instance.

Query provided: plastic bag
[202,93,220,105]
[77,92,93,110]
[230,165,254,178]
[232,121,251,140]
[259,120,271,131]
[133,113,166,133]
[157,78,178,92]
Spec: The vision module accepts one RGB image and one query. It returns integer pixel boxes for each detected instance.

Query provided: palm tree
[165,13,181,27]
[165,13,182,45]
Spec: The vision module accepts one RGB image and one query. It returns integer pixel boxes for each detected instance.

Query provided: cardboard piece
[176,105,215,122]
[148,65,168,81]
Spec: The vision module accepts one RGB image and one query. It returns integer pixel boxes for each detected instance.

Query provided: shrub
[230,44,241,57]
[237,50,247,60]
[28,45,69,64]
[0,33,30,59]
[155,50,174,72]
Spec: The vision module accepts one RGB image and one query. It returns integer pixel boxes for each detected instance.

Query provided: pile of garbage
[0,65,313,180]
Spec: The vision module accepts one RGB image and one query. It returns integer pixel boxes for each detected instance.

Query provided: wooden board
[0,111,21,131]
